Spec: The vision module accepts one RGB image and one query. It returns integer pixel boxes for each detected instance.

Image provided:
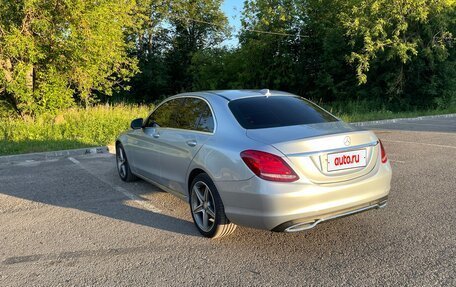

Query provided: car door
[157,97,215,196]
[127,99,176,182]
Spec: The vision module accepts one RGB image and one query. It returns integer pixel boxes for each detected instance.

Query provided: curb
[0,146,111,164]
[351,113,456,127]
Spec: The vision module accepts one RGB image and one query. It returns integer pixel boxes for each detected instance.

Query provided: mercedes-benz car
[116,90,392,238]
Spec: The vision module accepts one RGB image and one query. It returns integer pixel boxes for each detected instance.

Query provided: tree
[231,0,455,109]
[236,0,301,90]
[0,0,139,116]
[124,0,172,103]
[124,0,229,102]
[341,0,455,85]
[165,0,229,93]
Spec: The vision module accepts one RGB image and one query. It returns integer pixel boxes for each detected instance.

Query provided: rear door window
[181,98,215,133]
[228,96,338,129]
[187,98,214,133]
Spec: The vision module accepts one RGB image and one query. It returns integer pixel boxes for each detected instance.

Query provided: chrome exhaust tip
[378,200,388,209]
[284,220,321,233]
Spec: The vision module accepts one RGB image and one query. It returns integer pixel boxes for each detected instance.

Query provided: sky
[221,0,243,47]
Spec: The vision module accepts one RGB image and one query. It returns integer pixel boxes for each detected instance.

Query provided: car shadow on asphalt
[0,158,201,237]
[76,197,200,237]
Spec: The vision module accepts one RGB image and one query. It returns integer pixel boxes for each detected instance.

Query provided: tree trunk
[25,64,34,92]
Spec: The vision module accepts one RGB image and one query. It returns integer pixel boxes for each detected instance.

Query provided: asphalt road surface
[1,117,455,286]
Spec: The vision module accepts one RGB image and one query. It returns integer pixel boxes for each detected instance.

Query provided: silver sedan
[116,90,392,238]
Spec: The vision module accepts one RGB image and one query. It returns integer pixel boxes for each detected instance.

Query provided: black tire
[189,173,237,238]
[116,143,138,182]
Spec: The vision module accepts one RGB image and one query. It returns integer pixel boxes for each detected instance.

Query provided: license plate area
[327,149,367,172]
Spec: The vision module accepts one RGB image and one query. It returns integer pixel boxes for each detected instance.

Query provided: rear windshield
[228,96,338,129]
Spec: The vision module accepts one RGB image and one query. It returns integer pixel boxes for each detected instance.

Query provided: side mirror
[130,118,143,130]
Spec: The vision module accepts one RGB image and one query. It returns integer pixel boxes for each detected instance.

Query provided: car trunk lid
[246,122,379,184]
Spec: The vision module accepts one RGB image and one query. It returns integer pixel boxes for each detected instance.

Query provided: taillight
[379,140,388,163]
[240,150,299,182]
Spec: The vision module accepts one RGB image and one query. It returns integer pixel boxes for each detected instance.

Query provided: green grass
[1,103,455,156]
[0,104,152,156]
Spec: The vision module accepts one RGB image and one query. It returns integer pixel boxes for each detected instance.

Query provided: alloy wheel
[191,181,216,232]
[117,147,127,178]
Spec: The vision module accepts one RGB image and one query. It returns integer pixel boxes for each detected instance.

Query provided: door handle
[153,133,160,138]
[186,140,197,147]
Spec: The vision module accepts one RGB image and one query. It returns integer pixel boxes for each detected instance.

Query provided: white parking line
[110,185,162,213]
[67,157,161,213]
[68,157,80,164]
[390,122,455,127]
[382,140,456,149]
[389,159,405,164]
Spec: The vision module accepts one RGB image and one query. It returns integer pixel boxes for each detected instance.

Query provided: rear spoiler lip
[285,140,379,157]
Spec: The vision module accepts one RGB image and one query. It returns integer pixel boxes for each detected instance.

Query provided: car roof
[179,89,296,101]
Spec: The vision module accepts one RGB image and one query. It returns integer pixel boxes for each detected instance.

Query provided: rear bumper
[215,161,392,231]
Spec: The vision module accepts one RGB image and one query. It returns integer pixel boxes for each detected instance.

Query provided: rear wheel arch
[187,168,207,197]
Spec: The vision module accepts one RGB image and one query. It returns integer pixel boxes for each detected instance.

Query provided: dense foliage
[0,0,139,117]
[1,0,455,117]
[126,0,455,111]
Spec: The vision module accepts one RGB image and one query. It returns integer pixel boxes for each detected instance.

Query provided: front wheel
[189,174,237,238]
[116,144,137,182]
